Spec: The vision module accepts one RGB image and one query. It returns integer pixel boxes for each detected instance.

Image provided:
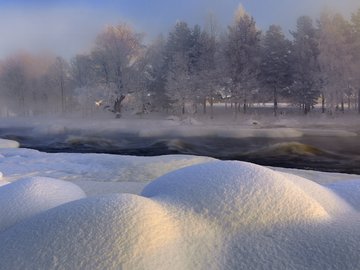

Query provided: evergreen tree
[164,21,193,115]
[291,16,321,114]
[259,25,292,116]
[318,11,353,113]
[350,8,360,114]
[143,35,170,112]
[225,5,261,116]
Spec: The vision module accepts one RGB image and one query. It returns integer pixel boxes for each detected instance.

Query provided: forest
[1,5,360,119]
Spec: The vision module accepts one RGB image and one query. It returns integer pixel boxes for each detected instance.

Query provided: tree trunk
[234,102,238,119]
[114,95,126,118]
[203,98,207,114]
[358,89,360,114]
[60,78,65,114]
[273,87,278,117]
[304,103,310,115]
[243,98,247,114]
[321,92,325,114]
[341,97,344,113]
[210,96,214,119]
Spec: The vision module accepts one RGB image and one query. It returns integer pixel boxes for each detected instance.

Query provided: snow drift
[0,161,359,269]
[0,177,85,232]
[142,161,351,228]
[0,148,214,184]
[0,138,19,148]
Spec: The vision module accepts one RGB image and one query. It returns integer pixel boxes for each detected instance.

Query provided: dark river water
[1,127,360,174]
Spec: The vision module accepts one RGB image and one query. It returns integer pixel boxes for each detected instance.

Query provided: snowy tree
[47,57,72,114]
[290,16,321,114]
[318,11,353,114]
[164,21,193,115]
[225,5,261,116]
[92,23,143,117]
[197,29,220,118]
[259,25,293,116]
[164,21,222,116]
[0,56,28,116]
[71,54,95,89]
[142,35,170,112]
[350,8,360,114]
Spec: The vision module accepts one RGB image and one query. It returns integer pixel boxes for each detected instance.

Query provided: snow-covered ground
[0,138,360,269]
[0,138,19,148]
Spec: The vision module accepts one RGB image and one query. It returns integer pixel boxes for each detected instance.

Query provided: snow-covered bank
[0,147,359,269]
[0,159,359,269]
[0,148,214,196]
[0,177,85,232]
[0,138,19,148]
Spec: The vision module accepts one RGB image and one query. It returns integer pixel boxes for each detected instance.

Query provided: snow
[0,157,359,269]
[0,177,85,232]
[0,148,214,186]
[0,173,8,187]
[0,138,19,148]
[327,180,360,211]
[142,161,351,226]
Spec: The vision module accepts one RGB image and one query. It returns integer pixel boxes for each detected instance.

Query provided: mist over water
[1,126,359,174]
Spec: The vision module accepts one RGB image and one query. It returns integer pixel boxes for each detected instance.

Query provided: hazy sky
[0,0,359,59]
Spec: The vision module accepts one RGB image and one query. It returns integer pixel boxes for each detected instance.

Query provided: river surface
[1,127,359,174]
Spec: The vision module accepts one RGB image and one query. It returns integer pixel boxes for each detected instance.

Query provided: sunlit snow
[0,144,359,269]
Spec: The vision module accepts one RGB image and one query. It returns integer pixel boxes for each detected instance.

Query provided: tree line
[1,6,360,118]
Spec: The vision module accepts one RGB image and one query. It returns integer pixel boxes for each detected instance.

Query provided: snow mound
[327,179,360,211]
[0,161,358,269]
[0,171,8,187]
[143,161,349,228]
[0,177,86,232]
[0,138,19,148]
[0,194,186,270]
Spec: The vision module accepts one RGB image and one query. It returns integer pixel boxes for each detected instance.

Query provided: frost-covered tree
[318,11,353,113]
[225,5,261,116]
[71,54,95,89]
[197,29,220,118]
[142,35,170,112]
[350,8,360,114]
[259,25,293,116]
[164,21,223,116]
[291,16,321,114]
[164,22,193,114]
[47,57,72,114]
[92,24,143,117]
[0,53,65,116]
[0,56,28,116]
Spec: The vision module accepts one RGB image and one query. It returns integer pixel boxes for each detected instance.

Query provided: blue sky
[0,0,359,59]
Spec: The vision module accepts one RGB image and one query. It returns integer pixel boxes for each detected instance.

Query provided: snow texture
[0,148,214,185]
[0,171,8,187]
[0,138,19,148]
[0,161,359,269]
[0,177,85,232]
